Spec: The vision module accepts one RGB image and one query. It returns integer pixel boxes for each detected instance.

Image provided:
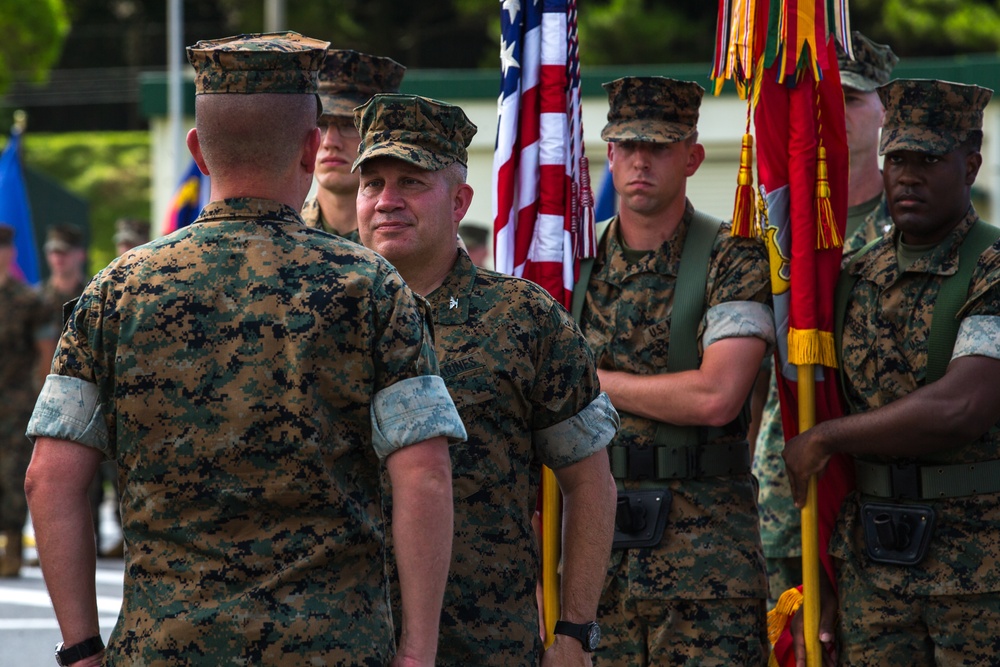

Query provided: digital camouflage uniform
[584,208,774,667]
[0,258,46,536]
[419,250,616,666]
[299,199,361,243]
[831,79,1000,666]
[354,93,620,666]
[752,31,897,603]
[27,33,466,666]
[302,49,405,241]
[585,76,775,667]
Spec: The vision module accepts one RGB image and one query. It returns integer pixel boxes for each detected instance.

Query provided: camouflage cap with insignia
[878,79,993,155]
[353,93,478,171]
[838,32,898,93]
[601,76,704,143]
[319,50,406,120]
[186,31,330,95]
[0,223,13,246]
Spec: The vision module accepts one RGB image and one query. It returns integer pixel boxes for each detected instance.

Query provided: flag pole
[541,466,561,647]
[797,364,821,667]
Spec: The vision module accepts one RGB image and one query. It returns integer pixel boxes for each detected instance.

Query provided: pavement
[0,502,124,667]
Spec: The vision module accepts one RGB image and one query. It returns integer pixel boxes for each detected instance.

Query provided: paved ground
[0,502,124,667]
[0,560,123,667]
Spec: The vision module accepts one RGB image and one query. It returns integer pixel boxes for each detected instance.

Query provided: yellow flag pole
[797,363,822,666]
[541,465,562,647]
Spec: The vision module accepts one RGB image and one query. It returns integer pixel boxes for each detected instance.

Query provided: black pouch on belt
[612,489,671,550]
[861,502,937,566]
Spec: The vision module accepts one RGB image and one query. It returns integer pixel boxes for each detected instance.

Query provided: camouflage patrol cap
[318,50,406,120]
[601,76,704,143]
[114,217,150,246]
[877,79,993,155]
[44,224,84,253]
[186,31,330,95]
[353,94,478,171]
[0,223,13,246]
[838,32,898,93]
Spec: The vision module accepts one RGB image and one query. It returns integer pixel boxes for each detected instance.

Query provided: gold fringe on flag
[788,327,839,368]
[767,586,805,667]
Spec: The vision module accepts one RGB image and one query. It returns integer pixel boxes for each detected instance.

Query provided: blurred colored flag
[594,161,618,222]
[0,128,40,285]
[492,0,595,308]
[161,158,209,236]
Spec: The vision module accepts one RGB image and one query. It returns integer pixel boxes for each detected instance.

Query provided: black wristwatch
[55,635,104,666]
[554,620,601,652]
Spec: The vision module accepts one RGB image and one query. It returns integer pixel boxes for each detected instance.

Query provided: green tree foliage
[0,0,70,95]
[21,132,150,273]
[852,0,1000,56]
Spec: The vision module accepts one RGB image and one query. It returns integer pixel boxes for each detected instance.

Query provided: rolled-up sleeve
[371,375,467,460]
[26,374,109,452]
[952,315,1000,361]
[703,300,776,351]
[534,392,619,470]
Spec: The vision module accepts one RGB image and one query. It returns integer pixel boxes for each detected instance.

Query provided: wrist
[553,620,600,652]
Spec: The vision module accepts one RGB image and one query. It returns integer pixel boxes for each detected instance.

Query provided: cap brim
[879,128,966,156]
[319,92,372,119]
[353,142,458,172]
[839,71,879,93]
[601,120,694,143]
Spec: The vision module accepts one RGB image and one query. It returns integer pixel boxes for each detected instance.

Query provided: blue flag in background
[594,161,618,222]
[0,130,40,285]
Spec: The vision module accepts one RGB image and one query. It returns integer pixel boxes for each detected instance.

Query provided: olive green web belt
[855,458,1000,500]
[610,440,751,481]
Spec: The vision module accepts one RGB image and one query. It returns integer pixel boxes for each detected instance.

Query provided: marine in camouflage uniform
[301,49,405,242]
[752,31,897,602]
[582,77,775,666]
[783,79,1000,666]
[26,33,465,666]
[354,93,620,666]
[38,224,88,340]
[0,224,49,578]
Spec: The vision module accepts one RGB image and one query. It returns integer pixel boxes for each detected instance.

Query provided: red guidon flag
[713,0,853,665]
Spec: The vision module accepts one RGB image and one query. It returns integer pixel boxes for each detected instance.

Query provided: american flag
[492,0,596,308]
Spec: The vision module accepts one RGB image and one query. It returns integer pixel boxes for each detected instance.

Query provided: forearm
[24,437,102,653]
[558,470,616,621]
[821,359,1000,460]
[387,439,453,665]
[599,337,767,428]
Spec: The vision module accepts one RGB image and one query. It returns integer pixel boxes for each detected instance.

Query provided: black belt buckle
[889,462,921,500]
[627,446,655,481]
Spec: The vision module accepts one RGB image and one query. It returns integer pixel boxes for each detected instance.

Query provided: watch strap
[56,635,104,665]
[554,620,599,651]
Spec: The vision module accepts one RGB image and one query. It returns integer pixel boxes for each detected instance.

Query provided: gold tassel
[731,133,758,238]
[814,146,842,249]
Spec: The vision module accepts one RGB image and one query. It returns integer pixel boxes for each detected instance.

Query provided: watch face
[586,623,601,650]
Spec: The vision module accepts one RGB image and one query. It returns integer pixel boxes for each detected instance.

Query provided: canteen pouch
[613,489,671,550]
[861,502,936,566]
